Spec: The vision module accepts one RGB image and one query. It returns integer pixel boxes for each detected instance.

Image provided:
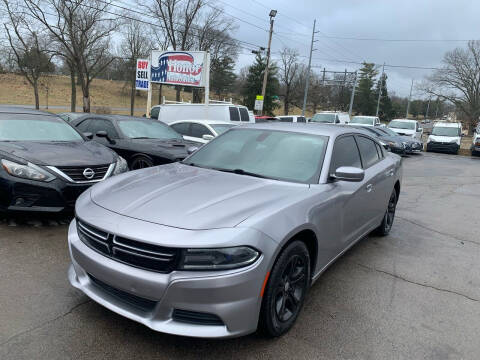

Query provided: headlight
[112,156,128,175]
[1,159,55,182]
[427,137,432,143]
[178,246,260,270]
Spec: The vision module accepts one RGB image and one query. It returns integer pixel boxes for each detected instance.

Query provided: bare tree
[279,47,300,115]
[120,18,154,115]
[24,0,118,112]
[2,0,54,109]
[421,40,480,133]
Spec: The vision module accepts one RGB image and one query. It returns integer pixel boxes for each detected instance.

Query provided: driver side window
[330,135,362,175]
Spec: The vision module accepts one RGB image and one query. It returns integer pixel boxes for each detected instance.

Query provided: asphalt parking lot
[1,152,480,360]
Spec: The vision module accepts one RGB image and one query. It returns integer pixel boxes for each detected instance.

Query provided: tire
[375,189,398,236]
[259,241,310,337]
[130,156,154,169]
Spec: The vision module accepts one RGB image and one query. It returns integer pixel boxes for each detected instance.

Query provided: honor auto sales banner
[150,51,206,87]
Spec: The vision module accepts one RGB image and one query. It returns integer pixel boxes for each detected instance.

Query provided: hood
[398,135,419,143]
[128,138,190,159]
[428,134,460,143]
[90,163,308,229]
[0,140,116,166]
[390,127,415,136]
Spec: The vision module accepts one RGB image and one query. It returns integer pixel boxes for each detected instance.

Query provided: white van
[277,115,307,123]
[150,103,254,124]
[426,121,462,154]
[388,119,423,140]
[471,124,480,156]
[310,111,350,124]
[348,115,380,127]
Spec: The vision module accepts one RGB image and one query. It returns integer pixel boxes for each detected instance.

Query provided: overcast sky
[225,0,479,97]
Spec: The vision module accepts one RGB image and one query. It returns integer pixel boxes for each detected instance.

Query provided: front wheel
[259,241,310,337]
[375,189,398,236]
[130,156,154,169]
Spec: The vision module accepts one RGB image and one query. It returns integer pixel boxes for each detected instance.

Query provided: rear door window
[356,136,380,168]
[297,117,306,123]
[330,135,362,174]
[239,107,250,122]
[229,107,240,121]
[279,117,293,122]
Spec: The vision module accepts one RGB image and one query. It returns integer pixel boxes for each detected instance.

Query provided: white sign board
[150,51,207,87]
[135,59,150,91]
[254,99,264,111]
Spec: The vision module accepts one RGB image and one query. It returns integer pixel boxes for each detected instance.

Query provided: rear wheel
[375,189,397,236]
[259,241,310,337]
[130,156,154,169]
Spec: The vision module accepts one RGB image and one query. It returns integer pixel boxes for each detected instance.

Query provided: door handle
[385,169,394,177]
[366,184,373,192]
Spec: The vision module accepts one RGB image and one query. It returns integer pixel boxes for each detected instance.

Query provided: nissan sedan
[68,123,402,338]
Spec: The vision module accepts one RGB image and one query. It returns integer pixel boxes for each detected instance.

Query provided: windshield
[350,116,374,125]
[211,124,235,135]
[118,119,182,140]
[0,117,83,141]
[389,120,415,130]
[184,129,328,183]
[311,113,336,123]
[431,126,460,136]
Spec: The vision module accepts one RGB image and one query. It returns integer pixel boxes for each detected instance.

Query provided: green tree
[374,73,394,121]
[210,56,237,98]
[241,54,279,115]
[355,62,378,115]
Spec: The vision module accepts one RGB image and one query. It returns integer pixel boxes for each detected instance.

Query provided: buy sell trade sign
[135,59,150,91]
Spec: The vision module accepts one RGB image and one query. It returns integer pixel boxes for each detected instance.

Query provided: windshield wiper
[213,167,272,179]
[131,136,152,139]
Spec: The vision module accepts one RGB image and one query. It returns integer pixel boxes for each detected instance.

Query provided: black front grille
[57,164,110,182]
[89,274,157,312]
[172,309,224,326]
[77,219,179,273]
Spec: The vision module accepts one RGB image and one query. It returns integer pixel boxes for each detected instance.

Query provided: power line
[317,35,478,42]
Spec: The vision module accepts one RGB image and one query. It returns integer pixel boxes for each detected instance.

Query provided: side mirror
[83,132,93,140]
[96,131,115,144]
[331,166,365,182]
[187,146,199,154]
[418,127,423,132]
[202,134,214,141]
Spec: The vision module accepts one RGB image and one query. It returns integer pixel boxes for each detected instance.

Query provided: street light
[269,9,277,18]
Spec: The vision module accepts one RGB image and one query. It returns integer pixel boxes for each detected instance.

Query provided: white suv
[349,115,380,127]
[427,122,462,154]
[388,119,423,141]
[311,112,350,124]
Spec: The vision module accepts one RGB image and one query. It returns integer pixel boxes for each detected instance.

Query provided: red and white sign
[150,51,206,87]
[135,59,150,91]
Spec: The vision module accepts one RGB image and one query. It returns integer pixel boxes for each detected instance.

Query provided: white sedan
[169,120,237,144]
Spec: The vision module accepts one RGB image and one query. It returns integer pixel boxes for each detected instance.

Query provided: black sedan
[349,126,406,155]
[71,115,196,169]
[0,107,127,213]
[378,127,423,153]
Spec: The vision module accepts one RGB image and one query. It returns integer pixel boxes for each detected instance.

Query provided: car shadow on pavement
[0,212,73,227]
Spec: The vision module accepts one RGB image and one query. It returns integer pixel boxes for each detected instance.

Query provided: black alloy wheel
[260,241,310,337]
[130,156,154,169]
[376,189,397,236]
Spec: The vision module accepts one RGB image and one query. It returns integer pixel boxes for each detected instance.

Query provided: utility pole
[425,96,431,120]
[302,19,317,117]
[348,71,358,117]
[405,79,414,119]
[375,62,385,117]
[260,10,277,115]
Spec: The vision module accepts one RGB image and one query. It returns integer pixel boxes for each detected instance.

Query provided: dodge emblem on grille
[83,168,95,180]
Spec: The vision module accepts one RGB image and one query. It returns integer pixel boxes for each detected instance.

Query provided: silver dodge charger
[68,123,402,338]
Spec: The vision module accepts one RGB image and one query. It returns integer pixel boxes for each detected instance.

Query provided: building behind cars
[0,107,127,213]
[426,121,462,154]
[310,111,350,124]
[388,119,423,141]
[169,120,236,145]
[150,102,254,124]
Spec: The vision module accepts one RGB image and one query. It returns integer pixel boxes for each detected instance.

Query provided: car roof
[352,115,377,118]
[391,118,417,123]
[170,119,235,125]
[277,115,303,118]
[0,105,56,117]
[235,122,377,138]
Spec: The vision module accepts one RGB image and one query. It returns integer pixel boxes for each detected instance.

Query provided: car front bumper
[427,142,459,153]
[68,213,275,338]
[0,175,94,212]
